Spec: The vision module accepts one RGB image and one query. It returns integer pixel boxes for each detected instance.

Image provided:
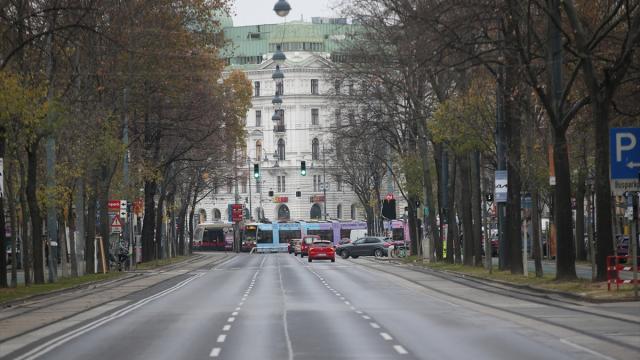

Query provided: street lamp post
[247,156,252,220]
[323,143,327,220]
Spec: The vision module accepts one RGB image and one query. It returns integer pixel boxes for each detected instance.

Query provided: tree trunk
[407,196,419,256]
[471,151,483,266]
[460,153,474,266]
[75,178,85,276]
[98,166,110,271]
[85,178,97,274]
[26,142,45,284]
[594,102,614,281]
[142,179,157,262]
[433,144,444,261]
[532,187,543,277]
[446,152,457,264]
[67,195,78,277]
[7,159,19,287]
[0,131,8,287]
[575,174,586,261]
[18,159,31,285]
[553,129,577,280]
[417,117,439,261]
[155,189,166,260]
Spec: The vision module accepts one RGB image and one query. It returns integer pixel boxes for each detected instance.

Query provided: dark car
[336,236,392,259]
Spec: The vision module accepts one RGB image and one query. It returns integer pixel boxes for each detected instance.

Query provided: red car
[308,240,336,263]
[300,235,321,258]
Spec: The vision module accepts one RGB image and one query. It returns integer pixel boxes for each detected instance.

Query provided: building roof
[222,19,358,70]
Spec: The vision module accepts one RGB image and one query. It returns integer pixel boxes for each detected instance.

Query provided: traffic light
[254,164,259,179]
[300,161,306,176]
[485,193,494,202]
[268,190,274,197]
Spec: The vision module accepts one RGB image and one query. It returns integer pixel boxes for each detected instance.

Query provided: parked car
[300,235,320,258]
[293,239,302,256]
[308,240,335,263]
[338,238,352,246]
[336,236,392,259]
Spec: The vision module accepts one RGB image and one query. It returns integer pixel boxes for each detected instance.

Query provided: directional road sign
[610,128,640,194]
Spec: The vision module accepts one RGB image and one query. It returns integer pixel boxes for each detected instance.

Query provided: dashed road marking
[232,311,238,316]
[362,315,371,320]
[370,322,380,329]
[235,307,241,311]
[217,335,226,343]
[393,345,408,354]
[227,317,235,322]
[209,347,221,357]
[380,333,393,341]
[223,325,231,331]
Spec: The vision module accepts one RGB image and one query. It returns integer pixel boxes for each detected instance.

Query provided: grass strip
[0,272,125,304]
[135,255,192,270]
[402,258,637,300]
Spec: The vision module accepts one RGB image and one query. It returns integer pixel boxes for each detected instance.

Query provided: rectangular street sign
[108,200,120,212]
[495,170,508,203]
[610,128,640,194]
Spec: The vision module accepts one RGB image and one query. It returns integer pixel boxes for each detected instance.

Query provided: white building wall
[199,52,368,222]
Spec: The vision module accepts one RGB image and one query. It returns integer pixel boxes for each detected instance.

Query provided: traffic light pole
[323,144,327,220]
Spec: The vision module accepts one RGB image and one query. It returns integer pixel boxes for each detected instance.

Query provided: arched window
[351,204,357,220]
[336,204,342,219]
[310,204,322,219]
[198,209,207,223]
[312,138,319,160]
[278,139,286,160]
[213,208,221,220]
[278,205,290,220]
[255,140,262,161]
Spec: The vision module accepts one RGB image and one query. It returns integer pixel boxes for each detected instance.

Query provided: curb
[374,258,639,304]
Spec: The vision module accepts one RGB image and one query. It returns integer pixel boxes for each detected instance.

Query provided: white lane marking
[232,311,238,316]
[223,325,231,331]
[380,333,393,341]
[239,302,244,306]
[336,293,341,296]
[393,345,408,354]
[228,317,235,322]
[370,322,380,329]
[209,348,221,357]
[344,301,350,305]
[217,335,227,343]
[277,254,294,360]
[559,339,616,360]
[12,273,203,360]
[340,297,345,300]
[356,310,363,314]
[350,306,356,310]
[235,307,241,311]
[362,315,371,320]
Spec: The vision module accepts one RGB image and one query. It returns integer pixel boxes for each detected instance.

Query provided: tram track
[352,257,640,353]
[0,253,231,323]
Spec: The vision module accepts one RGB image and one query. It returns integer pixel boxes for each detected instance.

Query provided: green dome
[212,9,234,29]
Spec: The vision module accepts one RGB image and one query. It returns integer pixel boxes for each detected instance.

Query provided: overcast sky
[231,0,340,26]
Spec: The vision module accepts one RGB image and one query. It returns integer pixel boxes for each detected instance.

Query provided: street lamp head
[271,110,281,122]
[272,94,283,109]
[272,65,284,83]
[273,0,291,17]
[272,45,286,65]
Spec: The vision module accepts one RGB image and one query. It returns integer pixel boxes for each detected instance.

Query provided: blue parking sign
[610,128,640,180]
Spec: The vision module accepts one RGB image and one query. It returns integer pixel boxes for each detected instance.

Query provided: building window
[278,139,285,160]
[351,204,356,220]
[313,175,318,192]
[255,110,262,127]
[348,111,355,126]
[276,81,284,96]
[334,80,341,93]
[256,181,261,193]
[277,176,286,192]
[348,83,354,95]
[335,109,341,129]
[312,138,320,160]
[311,79,319,95]
[311,108,319,125]
[254,81,260,97]
[337,204,342,219]
[336,175,342,191]
[241,178,247,193]
[256,140,262,161]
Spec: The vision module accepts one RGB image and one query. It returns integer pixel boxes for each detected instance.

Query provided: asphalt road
[4,253,638,360]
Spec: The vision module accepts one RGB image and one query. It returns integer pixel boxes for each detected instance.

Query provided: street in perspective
[1,1,639,360]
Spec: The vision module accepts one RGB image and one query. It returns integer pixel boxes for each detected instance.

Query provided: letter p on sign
[616,132,636,162]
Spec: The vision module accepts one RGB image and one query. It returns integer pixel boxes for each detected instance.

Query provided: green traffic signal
[300,161,306,176]
[254,163,260,179]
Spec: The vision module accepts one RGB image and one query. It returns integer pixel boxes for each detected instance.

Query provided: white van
[349,229,367,242]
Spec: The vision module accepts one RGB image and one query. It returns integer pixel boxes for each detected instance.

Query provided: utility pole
[45,25,58,283]
[323,143,327,220]
[248,158,252,220]
[123,86,132,269]
[496,56,507,271]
